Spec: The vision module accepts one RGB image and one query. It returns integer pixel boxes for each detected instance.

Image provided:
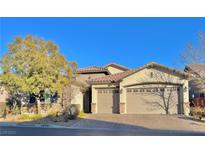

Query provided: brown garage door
[97,88,119,113]
[126,86,181,114]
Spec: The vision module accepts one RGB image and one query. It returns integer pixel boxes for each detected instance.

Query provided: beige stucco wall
[91,84,118,113]
[107,66,124,74]
[120,67,189,114]
[90,67,189,115]
[76,73,106,84]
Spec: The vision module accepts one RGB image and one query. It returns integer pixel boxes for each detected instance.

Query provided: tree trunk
[37,99,41,114]
[165,108,169,115]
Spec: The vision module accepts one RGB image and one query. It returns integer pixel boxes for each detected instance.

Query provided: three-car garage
[89,62,189,115]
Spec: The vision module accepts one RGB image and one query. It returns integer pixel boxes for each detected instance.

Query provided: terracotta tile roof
[185,64,205,77]
[77,66,108,73]
[88,62,187,84]
[87,70,135,83]
[77,63,130,74]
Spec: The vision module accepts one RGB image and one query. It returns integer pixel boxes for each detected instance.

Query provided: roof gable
[185,64,205,77]
[123,62,187,79]
[104,63,129,71]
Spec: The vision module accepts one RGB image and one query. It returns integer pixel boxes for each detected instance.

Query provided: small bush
[66,104,79,120]
[47,108,57,116]
[39,103,52,113]
[78,111,86,118]
[191,107,205,119]
[12,107,21,115]
[202,108,205,117]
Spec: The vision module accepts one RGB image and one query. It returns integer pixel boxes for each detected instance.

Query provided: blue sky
[0,17,205,70]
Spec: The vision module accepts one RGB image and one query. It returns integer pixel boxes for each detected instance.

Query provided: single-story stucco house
[0,62,190,115]
[77,62,190,115]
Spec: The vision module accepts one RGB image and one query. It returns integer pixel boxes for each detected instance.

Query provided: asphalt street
[1,126,205,136]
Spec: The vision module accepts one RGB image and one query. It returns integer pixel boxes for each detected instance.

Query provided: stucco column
[183,102,190,116]
[119,87,126,114]
[91,103,96,113]
[183,81,190,116]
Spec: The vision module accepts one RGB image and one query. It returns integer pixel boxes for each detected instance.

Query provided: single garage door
[126,86,182,114]
[97,88,119,113]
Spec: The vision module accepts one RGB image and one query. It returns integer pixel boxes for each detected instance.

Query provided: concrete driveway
[1,114,205,135]
[71,114,205,132]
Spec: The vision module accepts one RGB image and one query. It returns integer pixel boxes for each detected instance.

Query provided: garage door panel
[97,89,119,113]
[126,86,179,114]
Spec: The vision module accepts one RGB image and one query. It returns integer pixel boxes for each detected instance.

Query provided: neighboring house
[184,64,205,101]
[87,62,189,115]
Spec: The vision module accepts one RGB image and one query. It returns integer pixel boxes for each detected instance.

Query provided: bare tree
[60,80,87,110]
[182,32,205,94]
[181,32,205,65]
[139,71,182,114]
[61,85,78,109]
[185,68,205,94]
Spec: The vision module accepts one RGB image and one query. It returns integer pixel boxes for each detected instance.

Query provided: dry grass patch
[16,114,44,121]
[78,111,86,118]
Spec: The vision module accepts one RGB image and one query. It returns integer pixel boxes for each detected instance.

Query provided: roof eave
[104,63,129,71]
[87,80,118,85]
[77,70,109,74]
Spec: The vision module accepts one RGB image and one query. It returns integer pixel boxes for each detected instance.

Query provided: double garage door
[97,88,119,114]
[96,86,182,114]
[126,86,182,114]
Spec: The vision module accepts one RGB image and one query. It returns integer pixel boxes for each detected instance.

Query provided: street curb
[0,123,68,129]
[0,123,147,132]
[1,123,205,135]
[0,123,140,131]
